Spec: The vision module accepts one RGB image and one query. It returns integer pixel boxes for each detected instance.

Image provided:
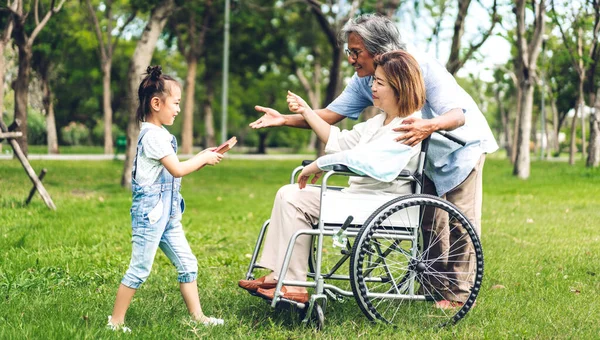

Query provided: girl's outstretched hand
[201,149,223,166]
[287,91,311,115]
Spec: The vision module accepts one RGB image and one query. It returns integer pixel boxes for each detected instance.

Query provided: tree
[85,0,136,154]
[585,0,600,167]
[32,44,58,153]
[446,0,500,76]
[513,0,546,179]
[551,0,600,165]
[8,0,65,156]
[166,0,214,154]
[121,0,176,188]
[0,1,18,119]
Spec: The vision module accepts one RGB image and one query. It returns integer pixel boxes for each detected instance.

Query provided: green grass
[1,158,599,339]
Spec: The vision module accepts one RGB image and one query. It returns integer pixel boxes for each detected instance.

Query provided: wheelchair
[243,133,484,329]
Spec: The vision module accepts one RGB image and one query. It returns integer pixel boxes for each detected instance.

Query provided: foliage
[91,119,124,145]
[1,158,599,338]
[60,122,91,146]
[25,108,47,145]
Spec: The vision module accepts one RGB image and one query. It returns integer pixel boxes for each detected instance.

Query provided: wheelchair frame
[243,134,484,329]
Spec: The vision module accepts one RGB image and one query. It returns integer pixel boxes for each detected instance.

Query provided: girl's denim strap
[132,129,151,181]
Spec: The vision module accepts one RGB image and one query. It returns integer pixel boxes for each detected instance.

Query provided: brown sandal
[256,286,309,303]
[238,276,277,292]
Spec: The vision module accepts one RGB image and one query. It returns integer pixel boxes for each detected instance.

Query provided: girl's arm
[287,91,331,144]
[160,148,223,178]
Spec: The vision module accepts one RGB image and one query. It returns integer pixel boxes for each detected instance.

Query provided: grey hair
[340,14,406,55]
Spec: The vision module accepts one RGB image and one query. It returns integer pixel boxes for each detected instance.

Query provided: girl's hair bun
[147,65,162,80]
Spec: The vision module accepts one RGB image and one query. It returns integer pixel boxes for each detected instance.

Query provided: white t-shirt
[135,122,176,186]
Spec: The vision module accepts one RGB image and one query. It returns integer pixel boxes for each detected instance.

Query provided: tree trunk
[513,0,545,178]
[41,68,58,154]
[569,83,584,165]
[121,0,175,188]
[581,97,587,162]
[257,131,267,154]
[13,43,31,156]
[496,89,512,156]
[549,93,560,155]
[588,88,600,167]
[1,0,16,124]
[446,0,471,76]
[510,88,522,163]
[102,60,114,154]
[0,43,6,118]
[514,81,534,178]
[203,74,215,147]
[181,55,197,154]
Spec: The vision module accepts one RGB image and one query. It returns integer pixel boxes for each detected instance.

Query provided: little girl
[107,66,224,332]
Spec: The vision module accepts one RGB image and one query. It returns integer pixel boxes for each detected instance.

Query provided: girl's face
[371,66,397,116]
[148,82,181,126]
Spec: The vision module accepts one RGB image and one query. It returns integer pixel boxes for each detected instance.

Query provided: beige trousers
[422,154,485,301]
[257,184,321,282]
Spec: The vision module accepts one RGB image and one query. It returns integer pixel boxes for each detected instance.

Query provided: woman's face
[371,66,397,116]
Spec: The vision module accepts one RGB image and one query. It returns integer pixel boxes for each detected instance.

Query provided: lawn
[1,157,599,339]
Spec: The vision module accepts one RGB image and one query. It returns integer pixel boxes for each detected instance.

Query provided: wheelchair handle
[340,215,354,231]
[436,131,467,146]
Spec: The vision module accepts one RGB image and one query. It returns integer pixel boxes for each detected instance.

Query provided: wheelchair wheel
[311,302,325,330]
[349,194,483,327]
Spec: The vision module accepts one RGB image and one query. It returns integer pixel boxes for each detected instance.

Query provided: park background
[1,0,600,338]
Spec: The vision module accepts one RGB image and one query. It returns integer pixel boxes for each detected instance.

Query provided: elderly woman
[239,51,426,303]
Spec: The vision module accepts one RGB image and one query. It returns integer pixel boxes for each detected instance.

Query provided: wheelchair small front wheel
[312,302,325,330]
[349,194,483,328]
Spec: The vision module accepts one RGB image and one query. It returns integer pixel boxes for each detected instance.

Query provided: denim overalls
[121,129,198,289]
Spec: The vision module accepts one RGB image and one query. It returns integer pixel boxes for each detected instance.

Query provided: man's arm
[250,106,345,129]
[395,108,465,147]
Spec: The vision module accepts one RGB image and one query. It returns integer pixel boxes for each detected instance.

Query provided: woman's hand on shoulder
[287,91,312,116]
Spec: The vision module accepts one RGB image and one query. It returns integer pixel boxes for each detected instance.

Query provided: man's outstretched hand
[249,105,286,129]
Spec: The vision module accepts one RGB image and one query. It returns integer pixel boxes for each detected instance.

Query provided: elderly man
[249,13,497,309]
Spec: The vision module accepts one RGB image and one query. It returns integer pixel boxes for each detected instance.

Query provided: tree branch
[111,12,136,54]
[85,0,108,63]
[28,0,65,46]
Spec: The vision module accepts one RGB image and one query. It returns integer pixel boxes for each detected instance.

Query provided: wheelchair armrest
[301,160,412,177]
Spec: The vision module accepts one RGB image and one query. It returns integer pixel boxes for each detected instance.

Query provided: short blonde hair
[373,50,426,117]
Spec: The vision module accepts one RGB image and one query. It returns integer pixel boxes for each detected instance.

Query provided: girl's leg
[160,218,220,322]
[179,281,204,320]
[112,204,166,324]
[110,284,137,325]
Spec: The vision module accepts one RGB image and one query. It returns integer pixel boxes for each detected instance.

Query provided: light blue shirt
[326,48,498,196]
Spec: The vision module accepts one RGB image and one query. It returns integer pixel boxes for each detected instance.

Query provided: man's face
[347,32,375,77]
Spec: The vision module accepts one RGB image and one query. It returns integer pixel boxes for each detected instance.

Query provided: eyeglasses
[345,48,363,60]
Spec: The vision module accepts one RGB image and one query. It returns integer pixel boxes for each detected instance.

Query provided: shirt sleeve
[326,74,373,120]
[142,129,175,161]
[324,121,369,153]
[419,53,465,117]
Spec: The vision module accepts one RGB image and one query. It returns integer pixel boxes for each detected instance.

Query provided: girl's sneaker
[106,316,132,333]
[200,316,224,326]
